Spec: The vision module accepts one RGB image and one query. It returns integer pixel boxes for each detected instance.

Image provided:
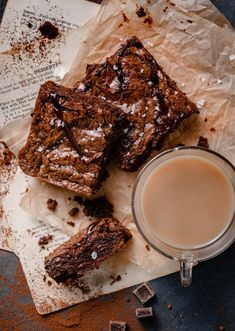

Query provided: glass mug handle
[180,260,194,287]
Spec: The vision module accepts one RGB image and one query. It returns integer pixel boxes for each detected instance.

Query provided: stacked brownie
[18,36,199,283]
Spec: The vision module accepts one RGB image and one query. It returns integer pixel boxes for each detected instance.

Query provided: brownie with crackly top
[44,217,132,284]
[18,81,120,197]
[76,36,198,171]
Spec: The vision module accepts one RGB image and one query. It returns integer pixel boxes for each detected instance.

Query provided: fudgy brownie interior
[45,217,132,285]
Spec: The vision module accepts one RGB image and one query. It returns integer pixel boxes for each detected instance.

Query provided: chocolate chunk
[109,320,127,331]
[47,280,52,286]
[136,7,147,18]
[44,217,132,285]
[133,282,155,304]
[145,244,150,251]
[210,127,216,132]
[47,199,57,212]
[135,307,153,318]
[38,234,53,246]
[83,196,113,218]
[68,207,79,217]
[197,136,209,148]
[38,21,59,39]
[67,221,75,227]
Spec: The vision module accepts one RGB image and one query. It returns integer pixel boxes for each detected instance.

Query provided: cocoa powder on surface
[0,254,144,331]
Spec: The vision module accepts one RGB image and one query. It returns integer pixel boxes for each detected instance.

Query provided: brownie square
[77,36,198,171]
[18,81,120,197]
[109,321,127,331]
[44,217,132,284]
[133,282,156,304]
[135,307,153,319]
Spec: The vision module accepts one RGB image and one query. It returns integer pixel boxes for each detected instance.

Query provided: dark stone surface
[0,0,235,330]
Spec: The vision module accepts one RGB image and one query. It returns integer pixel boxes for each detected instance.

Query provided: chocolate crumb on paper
[67,221,75,227]
[38,234,53,246]
[136,6,147,18]
[197,136,209,148]
[145,244,150,251]
[210,127,216,132]
[47,199,57,211]
[38,21,59,40]
[121,12,129,23]
[68,207,79,217]
[110,274,122,285]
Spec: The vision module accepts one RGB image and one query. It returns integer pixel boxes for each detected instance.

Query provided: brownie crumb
[109,320,127,331]
[187,19,193,23]
[167,303,173,310]
[204,118,208,122]
[197,136,209,148]
[167,0,176,7]
[163,6,168,12]
[145,244,150,251]
[144,16,153,25]
[110,274,122,285]
[27,22,32,29]
[47,280,52,286]
[122,12,129,23]
[68,197,72,201]
[74,196,84,204]
[83,196,113,218]
[210,127,216,132]
[38,234,53,246]
[47,199,57,211]
[67,221,75,227]
[38,21,59,39]
[136,307,153,319]
[68,207,79,217]
[136,6,147,18]
[133,282,156,304]
[43,275,46,282]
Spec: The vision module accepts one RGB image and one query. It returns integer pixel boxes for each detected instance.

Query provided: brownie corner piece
[18,80,120,197]
[44,217,132,285]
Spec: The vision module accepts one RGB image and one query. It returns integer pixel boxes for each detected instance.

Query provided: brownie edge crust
[18,81,120,197]
[44,217,132,285]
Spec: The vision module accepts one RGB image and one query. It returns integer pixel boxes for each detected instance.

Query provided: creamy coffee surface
[141,156,235,249]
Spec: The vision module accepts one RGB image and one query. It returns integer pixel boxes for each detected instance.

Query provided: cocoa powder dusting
[0,259,143,330]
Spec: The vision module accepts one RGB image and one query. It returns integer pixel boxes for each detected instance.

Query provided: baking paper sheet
[1,0,235,314]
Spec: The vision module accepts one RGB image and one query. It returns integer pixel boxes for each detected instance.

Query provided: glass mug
[132,146,235,287]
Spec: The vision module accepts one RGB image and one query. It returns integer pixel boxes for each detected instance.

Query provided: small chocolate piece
[47,199,57,212]
[38,234,53,246]
[47,280,52,286]
[110,274,122,285]
[210,127,216,132]
[45,217,132,285]
[197,136,209,148]
[67,221,75,227]
[135,307,153,319]
[133,282,155,304]
[109,320,127,331]
[83,196,113,218]
[145,244,150,251]
[38,21,59,39]
[136,7,147,18]
[167,303,173,310]
[68,207,79,217]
